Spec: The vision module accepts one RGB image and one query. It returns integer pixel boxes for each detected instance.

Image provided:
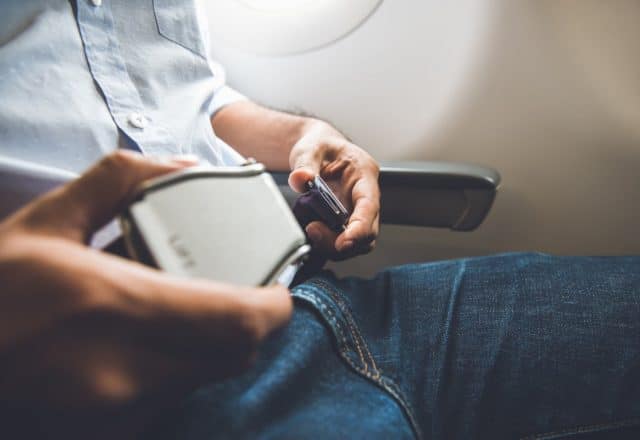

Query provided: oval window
[204,0,383,55]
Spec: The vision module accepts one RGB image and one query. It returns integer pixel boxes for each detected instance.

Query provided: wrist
[299,118,342,140]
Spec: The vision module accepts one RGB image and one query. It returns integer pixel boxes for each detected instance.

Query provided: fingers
[306,215,377,260]
[19,151,197,242]
[93,251,293,361]
[335,176,380,252]
[0,234,292,418]
[292,139,380,259]
[37,247,294,398]
[146,278,293,358]
[315,166,379,258]
[64,151,198,240]
[305,221,338,255]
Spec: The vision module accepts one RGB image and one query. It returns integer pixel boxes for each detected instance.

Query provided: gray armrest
[271,161,500,231]
[377,161,500,231]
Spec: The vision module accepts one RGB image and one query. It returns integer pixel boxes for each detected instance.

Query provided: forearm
[211,101,322,171]
[213,100,379,260]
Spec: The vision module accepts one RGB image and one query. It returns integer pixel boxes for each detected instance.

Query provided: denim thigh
[162,252,640,439]
[161,296,415,439]
[312,252,640,439]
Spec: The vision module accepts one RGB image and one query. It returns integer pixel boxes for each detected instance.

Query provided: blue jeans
[161,253,640,439]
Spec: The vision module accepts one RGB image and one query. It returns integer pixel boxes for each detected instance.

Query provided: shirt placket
[76,0,177,156]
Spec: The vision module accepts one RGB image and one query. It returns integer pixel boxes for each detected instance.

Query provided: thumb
[288,146,323,193]
[21,151,196,242]
[288,167,316,194]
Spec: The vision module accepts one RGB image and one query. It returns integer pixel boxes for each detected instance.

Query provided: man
[1,1,639,439]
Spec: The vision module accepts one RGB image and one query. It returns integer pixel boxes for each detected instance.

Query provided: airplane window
[205,0,382,55]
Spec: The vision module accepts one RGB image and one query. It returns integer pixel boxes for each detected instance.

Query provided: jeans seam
[295,282,424,440]
[312,279,380,377]
[521,417,640,439]
[295,292,365,369]
[297,294,350,354]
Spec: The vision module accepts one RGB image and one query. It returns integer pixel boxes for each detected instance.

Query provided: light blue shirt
[0,0,247,220]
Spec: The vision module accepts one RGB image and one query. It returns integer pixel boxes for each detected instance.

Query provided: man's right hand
[0,151,292,438]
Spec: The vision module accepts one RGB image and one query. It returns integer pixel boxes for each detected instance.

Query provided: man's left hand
[288,120,380,261]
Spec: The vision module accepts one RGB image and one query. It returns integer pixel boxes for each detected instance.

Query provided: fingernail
[149,155,198,166]
[339,240,354,252]
[169,154,200,165]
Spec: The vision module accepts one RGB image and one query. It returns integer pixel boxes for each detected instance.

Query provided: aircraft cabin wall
[203,0,640,276]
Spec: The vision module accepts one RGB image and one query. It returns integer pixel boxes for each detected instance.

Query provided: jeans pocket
[153,0,207,59]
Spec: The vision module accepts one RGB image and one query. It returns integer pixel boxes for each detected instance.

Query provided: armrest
[377,161,500,231]
[270,161,500,231]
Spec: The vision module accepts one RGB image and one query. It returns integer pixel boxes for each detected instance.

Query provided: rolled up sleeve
[208,84,247,117]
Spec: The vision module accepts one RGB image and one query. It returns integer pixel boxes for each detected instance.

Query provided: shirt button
[128,112,148,129]
[91,0,102,6]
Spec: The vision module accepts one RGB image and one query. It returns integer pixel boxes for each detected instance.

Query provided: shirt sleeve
[208,83,247,117]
